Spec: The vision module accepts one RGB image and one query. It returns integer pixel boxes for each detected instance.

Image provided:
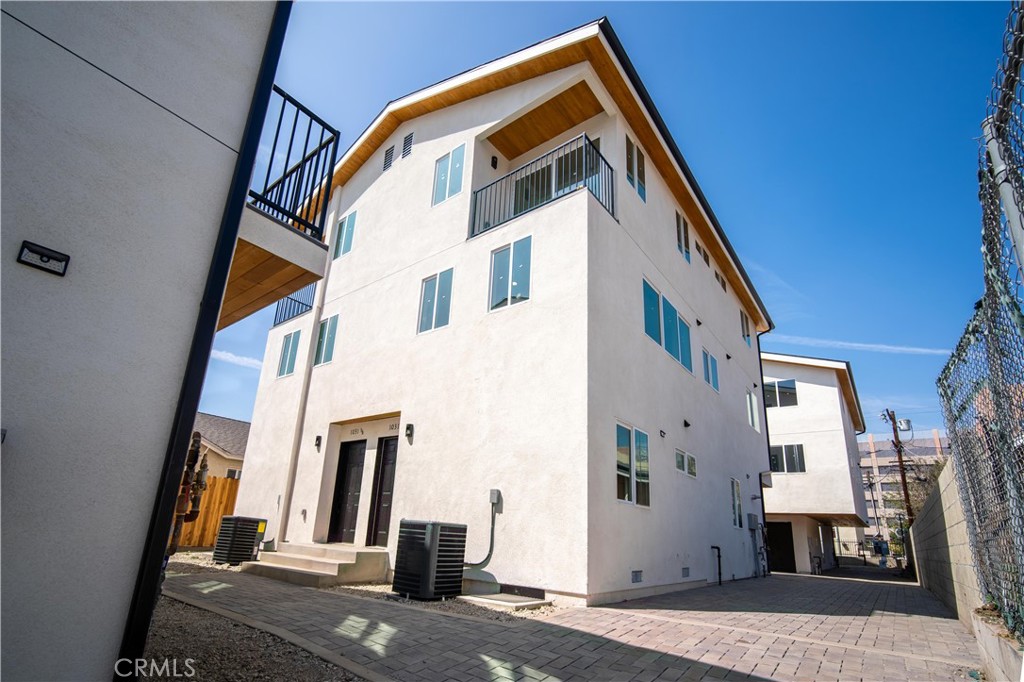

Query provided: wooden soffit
[218,239,319,330]
[487,81,604,160]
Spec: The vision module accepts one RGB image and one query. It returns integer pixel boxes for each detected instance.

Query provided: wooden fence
[179,476,240,548]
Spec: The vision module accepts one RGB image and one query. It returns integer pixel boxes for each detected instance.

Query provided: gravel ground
[168,550,568,623]
[146,597,362,681]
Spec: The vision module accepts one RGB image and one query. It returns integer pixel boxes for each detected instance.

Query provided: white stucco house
[236,18,776,605]
[760,352,869,574]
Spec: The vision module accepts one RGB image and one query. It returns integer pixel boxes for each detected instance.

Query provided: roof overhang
[320,18,772,332]
[199,440,244,462]
[761,351,866,432]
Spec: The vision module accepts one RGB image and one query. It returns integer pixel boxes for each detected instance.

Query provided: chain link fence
[936,2,1024,643]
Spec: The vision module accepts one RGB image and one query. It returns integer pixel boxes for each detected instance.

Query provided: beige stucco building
[194,412,249,479]
[761,353,869,574]
[236,19,777,605]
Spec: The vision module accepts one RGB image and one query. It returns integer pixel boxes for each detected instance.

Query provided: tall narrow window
[432,143,465,205]
[746,390,759,431]
[702,349,719,391]
[277,330,301,377]
[634,429,650,506]
[636,149,646,202]
[678,315,693,372]
[402,132,414,158]
[677,213,691,263]
[418,268,454,332]
[314,315,339,366]
[741,311,751,347]
[489,237,531,310]
[333,211,357,258]
[662,297,680,362]
[731,479,743,527]
[642,280,661,344]
[626,136,635,187]
[616,423,632,502]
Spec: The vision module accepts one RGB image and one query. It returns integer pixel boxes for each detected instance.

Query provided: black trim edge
[115,2,292,675]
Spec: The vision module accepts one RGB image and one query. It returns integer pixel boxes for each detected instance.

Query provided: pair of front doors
[327,437,398,547]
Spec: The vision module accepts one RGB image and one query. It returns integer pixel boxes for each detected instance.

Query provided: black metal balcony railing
[273,282,315,326]
[470,134,614,238]
[249,86,340,242]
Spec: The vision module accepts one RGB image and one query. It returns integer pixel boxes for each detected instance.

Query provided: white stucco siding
[1,3,274,679]
[762,362,862,517]
[586,187,765,600]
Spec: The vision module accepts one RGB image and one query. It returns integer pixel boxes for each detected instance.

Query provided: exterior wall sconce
[726,354,732,360]
[491,156,498,169]
[405,423,414,442]
[683,420,691,428]
[695,319,702,326]
[314,435,322,451]
[753,382,758,388]
[659,430,666,438]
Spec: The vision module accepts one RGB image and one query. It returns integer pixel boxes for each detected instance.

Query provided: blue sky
[199,1,1008,441]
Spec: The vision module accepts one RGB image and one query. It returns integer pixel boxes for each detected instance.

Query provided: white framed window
[642,279,661,344]
[643,280,693,372]
[702,349,719,391]
[418,268,453,333]
[746,389,760,431]
[764,379,798,408]
[616,423,650,507]
[741,311,752,347]
[277,330,301,377]
[731,478,743,528]
[314,315,339,366]
[625,135,646,202]
[675,450,696,478]
[770,444,807,473]
[226,469,241,480]
[676,212,690,263]
[714,271,727,292]
[489,236,531,310]
[333,211,357,258]
[694,241,710,266]
[432,143,465,205]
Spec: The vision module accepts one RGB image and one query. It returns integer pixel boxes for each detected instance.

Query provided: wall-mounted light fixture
[753,382,758,388]
[695,319,702,326]
[683,420,691,428]
[726,354,732,360]
[659,430,666,438]
[314,435,322,451]
[405,423,414,442]
[491,156,498,169]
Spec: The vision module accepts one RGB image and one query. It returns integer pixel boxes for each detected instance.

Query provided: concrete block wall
[910,461,984,628]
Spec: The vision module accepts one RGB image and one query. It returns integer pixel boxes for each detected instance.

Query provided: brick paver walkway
[163,568,980,681]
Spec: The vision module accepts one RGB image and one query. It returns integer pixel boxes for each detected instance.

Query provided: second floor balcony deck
[470,134,614,238]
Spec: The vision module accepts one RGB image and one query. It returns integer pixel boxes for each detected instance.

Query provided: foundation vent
[681,566,690,578]
[631,570,643,584]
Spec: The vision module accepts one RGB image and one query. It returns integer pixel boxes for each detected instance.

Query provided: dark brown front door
[366,436,399,547]
[328,440,365,543]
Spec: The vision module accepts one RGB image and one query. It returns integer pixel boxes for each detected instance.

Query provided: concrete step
[257,551,353,573]
[241,544,390,587]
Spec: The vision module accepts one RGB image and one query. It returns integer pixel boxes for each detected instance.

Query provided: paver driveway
[163,567,980,681]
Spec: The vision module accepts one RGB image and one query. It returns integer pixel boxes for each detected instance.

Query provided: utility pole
[884,409,916,576]
[865,470,881,533]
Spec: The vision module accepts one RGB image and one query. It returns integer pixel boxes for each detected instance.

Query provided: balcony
[273,282,315,326]
[218,86,339,330]
[470,134,614,238]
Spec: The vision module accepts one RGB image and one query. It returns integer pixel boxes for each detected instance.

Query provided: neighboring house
[761,353,868,574]
[235,18,775,606]
[837,431,948,554]
[0,3,332,678]
[194,412,250,479]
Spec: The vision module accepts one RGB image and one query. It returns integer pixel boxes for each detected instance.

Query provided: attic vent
[402,133,414,158]
[383,145,395,171]
[681,566,690,578]
[631,570,643,584]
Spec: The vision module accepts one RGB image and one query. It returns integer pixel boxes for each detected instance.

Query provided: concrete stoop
[241,542,389,588]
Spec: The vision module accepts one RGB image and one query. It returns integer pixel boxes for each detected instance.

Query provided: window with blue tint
[662,297,680,362]
[432,144,465,205]
[642,280,661,344]
[418,276,437,333]
[616,424,632,502]
[636,149,646,202]
[489,246,511,310]
[435,268,453,327]
[510,236,531,304]
[314,315,338,366]
[703,348,719,390]
[419,268,453,332]
[333,211,357,258]
[678,316,693,372]
[626,137,635,187]
[278,330,300,377]
[634,429,650,506]
[677,213,691,263]
[490,238,531,311]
